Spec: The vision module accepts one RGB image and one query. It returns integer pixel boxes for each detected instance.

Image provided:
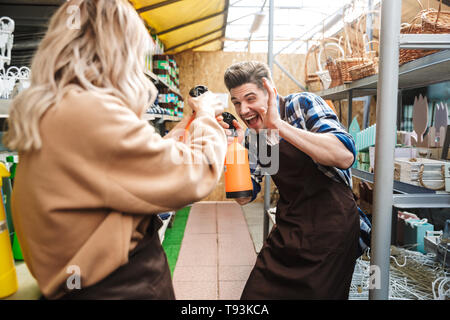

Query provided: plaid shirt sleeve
[284,92,355,187]
[285,92,356,163]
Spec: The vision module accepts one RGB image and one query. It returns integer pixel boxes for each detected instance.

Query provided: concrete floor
[240,202,274,254]
[172,201,257,300]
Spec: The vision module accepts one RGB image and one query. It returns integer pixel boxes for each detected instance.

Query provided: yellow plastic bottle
[0,162,18,298]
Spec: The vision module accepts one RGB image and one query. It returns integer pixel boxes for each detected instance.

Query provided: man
[218,61,360,299]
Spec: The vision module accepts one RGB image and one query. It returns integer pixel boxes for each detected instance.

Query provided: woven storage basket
[348,39,379,81]
[398,1,446,66]
[348,58,378,81]
[337,20,367,83]
[421,0,450,33]
[325,58,342,88]
[399,21,439,65]
[335,57,366,83]
[304,45,322,92]
[306,74,322,92]
[318,39,345,88]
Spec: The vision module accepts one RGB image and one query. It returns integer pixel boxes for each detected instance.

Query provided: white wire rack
[349,246,449,300]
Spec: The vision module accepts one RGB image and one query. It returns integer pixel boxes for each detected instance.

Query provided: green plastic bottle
[5,156,23,261]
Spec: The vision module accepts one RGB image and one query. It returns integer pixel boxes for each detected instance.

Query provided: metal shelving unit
[142,113,182,122]
[317,49,450,101]
[315,2,450,300]
[318,48,450,209]
[143,70,184,125]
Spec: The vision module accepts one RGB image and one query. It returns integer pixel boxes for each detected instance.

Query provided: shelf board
[317,50,450,100]
[351,168,436,195]
[393,193,450,209]
[144,70,181,96]
[142,113,182,121]
[399,34,450,50]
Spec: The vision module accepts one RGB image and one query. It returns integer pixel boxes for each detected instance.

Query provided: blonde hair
[4,0,154,151]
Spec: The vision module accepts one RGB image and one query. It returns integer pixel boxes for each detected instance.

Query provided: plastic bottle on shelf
[0,162,18,298]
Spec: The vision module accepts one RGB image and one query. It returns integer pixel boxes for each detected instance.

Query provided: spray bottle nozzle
[221,112,238,136]
[189,85,209,97]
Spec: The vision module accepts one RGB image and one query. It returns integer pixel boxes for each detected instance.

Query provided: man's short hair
[224,61,273,91]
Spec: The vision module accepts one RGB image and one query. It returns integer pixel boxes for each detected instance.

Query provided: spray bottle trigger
[221,112,237,131]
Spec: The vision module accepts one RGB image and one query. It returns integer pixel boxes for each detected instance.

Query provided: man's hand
[235,197,252,206]
[216,115,245,145]
[261,77,282,130]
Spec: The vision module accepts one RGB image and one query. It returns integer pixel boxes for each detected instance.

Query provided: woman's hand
[187,91,224,117]
[216,115,245,145]
[235,197,251,206]
[262,77,282,130]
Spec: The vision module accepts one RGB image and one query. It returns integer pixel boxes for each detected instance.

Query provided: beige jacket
[11,89,227,299]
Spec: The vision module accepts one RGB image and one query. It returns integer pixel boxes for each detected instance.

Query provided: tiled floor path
[173,201,257,300]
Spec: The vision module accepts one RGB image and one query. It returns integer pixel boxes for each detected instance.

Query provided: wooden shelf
[142,113,182,122]
[144,70,181,96]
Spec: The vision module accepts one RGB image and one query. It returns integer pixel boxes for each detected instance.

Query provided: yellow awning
[131,0,228,54]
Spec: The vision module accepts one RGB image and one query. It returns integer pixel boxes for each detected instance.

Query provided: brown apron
[241,100,360,300]
[53,215,175,300]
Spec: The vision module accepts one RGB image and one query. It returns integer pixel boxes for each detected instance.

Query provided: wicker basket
[421,0,450,33]
[325,58,343,88]
[336,21,367,83]
[398,1,447,65]
[348,59,378,81]
[304,45,322,92]
[335,57,366,83]
[348,39,379,81]
[306,74,322,92]
[317,39,345,88]
[399,21,439,65]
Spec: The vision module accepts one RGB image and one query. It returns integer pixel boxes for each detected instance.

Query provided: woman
[4,0,226,299]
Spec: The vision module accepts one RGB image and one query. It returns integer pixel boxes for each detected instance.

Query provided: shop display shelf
[317,49,450,100]
[144,70,181,97]
[351,168,436,194]
[142,113,183,122]
[351,168,450,209]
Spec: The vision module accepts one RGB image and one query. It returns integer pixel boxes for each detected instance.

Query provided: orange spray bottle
[184,86,253,199]
[221,112,253,199]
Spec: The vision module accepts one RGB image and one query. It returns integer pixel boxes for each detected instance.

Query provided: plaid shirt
[246,92,356,201]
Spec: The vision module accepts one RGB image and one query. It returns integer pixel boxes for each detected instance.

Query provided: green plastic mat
[162,206,191,276]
